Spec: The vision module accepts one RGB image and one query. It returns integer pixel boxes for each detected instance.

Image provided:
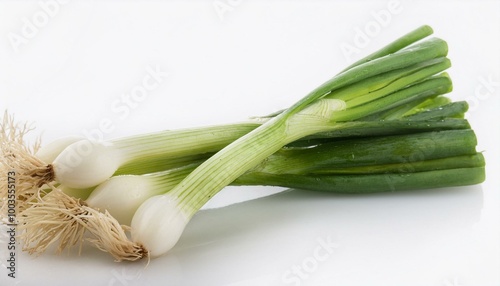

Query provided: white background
[1,1,499,285]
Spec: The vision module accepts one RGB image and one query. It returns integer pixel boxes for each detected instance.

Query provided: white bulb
[52,140,125,188]
[131,194,189,258]
[36,136,85,163]
[87,175,157,225]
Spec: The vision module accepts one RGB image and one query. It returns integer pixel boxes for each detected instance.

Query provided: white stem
[59,185,94,200]
[52,140,126,188]
[39,123,259,188]
[131,194,189,257]
[35,136,84,163]
[86,175,160,225]
[86,166,194,225]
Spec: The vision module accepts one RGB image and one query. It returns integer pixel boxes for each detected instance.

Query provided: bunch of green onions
[0,25,485,261]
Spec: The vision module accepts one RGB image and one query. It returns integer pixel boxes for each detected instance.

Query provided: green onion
[22,77,452,190]
[333,57,451,107]
[130,31,453,258]
[6,26,485,262]
[4,101,467,215]
[299,118,470,142]
[85,129,482,226]
[311,154,485,175]
[20,122,260,189]
[234,167,486,194]
[13,32,450,191]
[254,129,478,175]
[339,25,434,72]
[404,101,469,120]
